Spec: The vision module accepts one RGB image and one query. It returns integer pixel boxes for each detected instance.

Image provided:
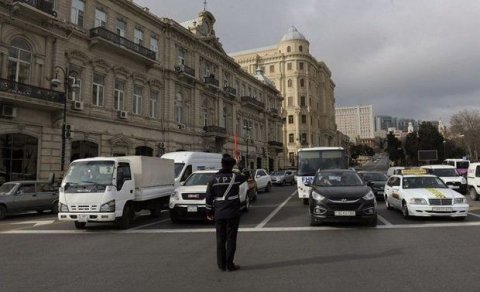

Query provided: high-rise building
[230,27,337,167]
[335,105,375,143]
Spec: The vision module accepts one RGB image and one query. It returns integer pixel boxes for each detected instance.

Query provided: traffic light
[64,124,73,139]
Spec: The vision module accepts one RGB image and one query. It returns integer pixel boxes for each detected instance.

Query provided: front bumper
[170,204,207,220]
[406,204,469,217]
[446,184,467,194]
[309,199,377,222]
[58,212,116,222]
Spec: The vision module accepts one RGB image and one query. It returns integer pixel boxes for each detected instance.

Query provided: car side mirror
[16,190,23,195]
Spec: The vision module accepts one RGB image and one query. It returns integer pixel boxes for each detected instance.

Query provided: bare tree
[450,109,480,161]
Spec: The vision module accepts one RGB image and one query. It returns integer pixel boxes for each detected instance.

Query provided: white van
[387,166,405,177]
[161,152,222,185]
[467,162,480,200]
[443,159,470,176]
[421,164,467,194]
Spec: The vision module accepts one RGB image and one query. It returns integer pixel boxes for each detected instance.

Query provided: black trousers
[215,216,240,269]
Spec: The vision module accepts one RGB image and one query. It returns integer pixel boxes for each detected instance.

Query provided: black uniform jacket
[205,169,247,220]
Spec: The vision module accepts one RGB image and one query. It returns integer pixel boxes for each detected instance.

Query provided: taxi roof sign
[400,168,428,175]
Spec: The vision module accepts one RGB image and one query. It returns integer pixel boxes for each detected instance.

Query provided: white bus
[296,147,349,205]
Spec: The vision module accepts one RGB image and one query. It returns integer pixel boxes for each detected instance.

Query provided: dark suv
[307,169,377,227]
[0,181,59,219]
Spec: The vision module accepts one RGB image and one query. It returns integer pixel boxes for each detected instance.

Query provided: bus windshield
[297,149,347,176]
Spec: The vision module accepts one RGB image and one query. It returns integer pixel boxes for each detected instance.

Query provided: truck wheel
[149,206,162,218]
[470,187,479,201]
[0,205,6,220]
[118,203,134,229]
[302,198,309,205]
[74,221,86,229]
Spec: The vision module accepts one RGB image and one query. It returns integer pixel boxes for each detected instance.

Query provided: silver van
[0,180,59,219]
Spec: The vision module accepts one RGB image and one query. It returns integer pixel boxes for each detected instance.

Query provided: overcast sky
[135,0,480,123]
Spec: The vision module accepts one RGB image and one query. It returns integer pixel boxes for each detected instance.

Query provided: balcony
[174,64,196,80]
[268,141,284,152]
[204,75,219,88]
[269,108,280,116]
[90,27,156,63]
[203,125,228,138]
[241,95,265,111]
[13,0,57,18]
[223,86,236,100]
[0,78,64,108]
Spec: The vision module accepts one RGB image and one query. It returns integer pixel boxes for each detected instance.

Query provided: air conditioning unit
[72,101,84,111]
[118,110,128,119]
[1,105,17,118]
[177,124,185,130]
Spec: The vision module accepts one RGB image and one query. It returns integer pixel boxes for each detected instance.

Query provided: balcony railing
[14,0,57,17]
[268,141,284,148]
[241,95,265,110]
[204,76,219,88]
[269,108,279,115]
[90,27,156,60]
[174,64,195,78]
[203,126,227,137]
[0,78,64,104]
[224,86,236,98]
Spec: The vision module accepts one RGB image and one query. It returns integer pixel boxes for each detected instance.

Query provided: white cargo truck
[58,156,174,229]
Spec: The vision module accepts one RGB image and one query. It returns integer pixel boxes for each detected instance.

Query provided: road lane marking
[377,215,393,226]
[468,212,480,218]
[6,221,480,234]
[130,218,171,230]
[11,220,55,227]
[255,191,297,229]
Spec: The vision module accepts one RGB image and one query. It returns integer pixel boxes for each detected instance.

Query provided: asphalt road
[2,184,480,291]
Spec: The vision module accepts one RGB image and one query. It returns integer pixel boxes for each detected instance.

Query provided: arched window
[299,45,303,52]
[287,79,292,87]
[287,46,291,53]
[71,141,99,162]
[175,92,183,124]
[300,79,305,87]
[8,38,32,83]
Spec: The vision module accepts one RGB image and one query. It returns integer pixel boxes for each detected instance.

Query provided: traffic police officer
[206,154,247,272]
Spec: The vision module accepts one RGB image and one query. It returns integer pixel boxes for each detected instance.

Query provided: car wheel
[118,203,134,229]
[243,195,250,212]
[310,215,320,226]
[385,197,393,210]
[470,187,479,201]
[366,216,377,227]
[402,202,410,218]
[74,221,86,229]
[302,198,309,205]
[0,205,6,220]
[266,182,271,193]
[51,201,59,214]
[170,211,179,223]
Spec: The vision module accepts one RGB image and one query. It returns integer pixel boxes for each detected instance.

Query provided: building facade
[0,0,283,182]
[230,27,337,168]
[335,105,375,143]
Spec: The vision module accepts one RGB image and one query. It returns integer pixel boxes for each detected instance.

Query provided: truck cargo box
[122,156,174,188]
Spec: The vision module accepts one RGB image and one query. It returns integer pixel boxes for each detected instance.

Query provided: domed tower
[279,26,310,54]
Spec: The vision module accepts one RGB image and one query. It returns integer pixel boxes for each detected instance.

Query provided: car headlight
[311,190,325,201]
[171,191,180,201]
[454,197,467,204]
[100,200,115,212]
[461,177,467,184]
[59,203,69,212]
[409,198,428,205]
[362,191,375,200]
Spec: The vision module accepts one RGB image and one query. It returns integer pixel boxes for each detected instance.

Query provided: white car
[169,170,249,222]
[253,169,272,192]
[421,165,467,194]
[384,169,469,219]
[467,162,480,201]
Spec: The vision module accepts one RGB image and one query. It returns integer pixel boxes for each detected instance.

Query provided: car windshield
[314,171,363,187]
[0,183,16,194]
[184,173,215,186]
[174,163,185,178]
[360,172,387,181]
[430,168,459,177]
[403,176,447,189]
[271,171,285,175]
[456,162,469,169]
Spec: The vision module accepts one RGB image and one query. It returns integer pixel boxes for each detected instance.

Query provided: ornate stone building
[0,0,283,182]
[231,27,337,167]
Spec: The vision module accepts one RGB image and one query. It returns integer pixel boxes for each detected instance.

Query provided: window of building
[177,47,185,65]
[300,96,306,107]
[288,133,294,143]
[116,19,126,37]
[114,79,125,111]
[236,80,240,96]
[150,37,158,60]
[287,96,293,106]
[175,92,183,124]
[300,133,307,144]
[134,29,143,45]
[8,38,31,84]
[287,46,291,53]
[71,0,85,27]
[299,45,303,52]
[288,115,294,124]
[133,85,143,115]
[287,63,292,71]
[202,107,208,127]
[287,79,292,87]
[301,115,306,124]
[92,73,104,107]
[69,78,81,101]
[150,91,158,118]
[95,8,106,27]
[299,62,304,70]
[300,78,305,87]
[269,65,274,73]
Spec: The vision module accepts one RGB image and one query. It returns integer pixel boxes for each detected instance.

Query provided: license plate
[432,207,453,212]
[187,206,198,212]
[377,191,384,195]
[78,214,88,222]
[334,211,356,216]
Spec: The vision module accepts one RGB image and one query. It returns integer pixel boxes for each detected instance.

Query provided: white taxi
[384,169,469,219]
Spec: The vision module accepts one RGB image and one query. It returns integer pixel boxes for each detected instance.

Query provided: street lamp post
[51,66,79,172]
[243,124,252,169]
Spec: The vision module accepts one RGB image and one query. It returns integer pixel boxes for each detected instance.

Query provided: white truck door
[116,163,135,215]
